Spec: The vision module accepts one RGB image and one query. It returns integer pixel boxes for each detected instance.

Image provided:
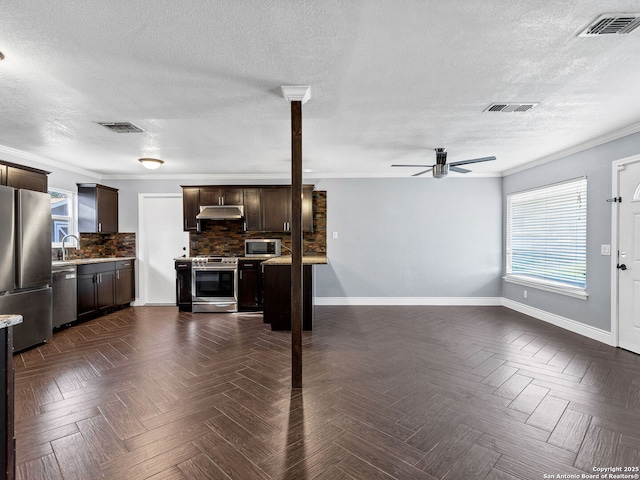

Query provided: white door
[139,194,189,305]
[618,160,640,354]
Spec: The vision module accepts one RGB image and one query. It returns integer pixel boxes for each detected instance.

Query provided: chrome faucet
[61,234,80,261]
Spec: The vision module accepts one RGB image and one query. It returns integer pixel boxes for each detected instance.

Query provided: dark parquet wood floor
[13,305,640,479]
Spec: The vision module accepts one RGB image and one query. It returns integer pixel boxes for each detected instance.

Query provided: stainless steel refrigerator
[0,185,52,352]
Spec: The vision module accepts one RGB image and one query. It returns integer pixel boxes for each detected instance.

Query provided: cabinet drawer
[116,260,134,270]
[77,262,116,276]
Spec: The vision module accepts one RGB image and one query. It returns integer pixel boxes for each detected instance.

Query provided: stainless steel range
[191,256,239,313]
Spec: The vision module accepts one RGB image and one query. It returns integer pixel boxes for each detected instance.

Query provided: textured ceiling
[1,1,640,179]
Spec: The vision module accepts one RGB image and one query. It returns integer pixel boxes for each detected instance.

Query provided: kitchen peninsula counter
[261,255,327,265]
[53,256,136,267]
[262,256,326,331]
[1,315,20,479]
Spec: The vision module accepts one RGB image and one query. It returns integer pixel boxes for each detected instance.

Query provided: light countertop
[261,255,328,265]
[53,256,136,268]
[0,315,23,330]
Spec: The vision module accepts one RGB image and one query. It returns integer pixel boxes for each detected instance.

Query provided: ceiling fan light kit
[391,147,496,178]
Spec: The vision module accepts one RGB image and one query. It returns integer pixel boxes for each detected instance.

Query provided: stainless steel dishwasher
[52,265,77,328]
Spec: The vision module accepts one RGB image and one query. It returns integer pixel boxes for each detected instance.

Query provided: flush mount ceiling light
[138,158,164,170]
[0,52,4,61]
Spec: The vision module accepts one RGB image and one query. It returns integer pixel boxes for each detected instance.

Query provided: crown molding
[0,145,101,179]
[502,120,640,176]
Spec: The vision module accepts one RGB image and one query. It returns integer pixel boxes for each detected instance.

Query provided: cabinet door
[221,188,243,205]
[115,266,134,305]
[199,187,243,206]
[243,188,262,231]
[96,271,116,310]
[77,274,98,319]
[96,186,118,233]
[175,262,192,311]
[302,186,314,232]
[183,188,200,231]
[199,188,221,206]
[6,166,48,192]
[261,187,290,231]
[238,261,261,310]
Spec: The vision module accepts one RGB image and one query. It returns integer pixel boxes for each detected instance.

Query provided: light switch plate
[601,244,611,256]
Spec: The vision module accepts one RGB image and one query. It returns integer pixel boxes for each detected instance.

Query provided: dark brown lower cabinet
[238,260,262,311]
[77,261,134,322]
[115,260,135,305]
[1,326,15,480]
[263,264,313,331]
[175,260,192,312]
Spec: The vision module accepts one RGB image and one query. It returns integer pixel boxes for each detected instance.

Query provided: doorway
[612,155,640,354]
[138,194,189,305]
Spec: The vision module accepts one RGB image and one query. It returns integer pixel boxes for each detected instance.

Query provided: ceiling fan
[392,148,496,178]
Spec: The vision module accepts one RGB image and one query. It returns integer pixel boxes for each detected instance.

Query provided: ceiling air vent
[578,14,640,36]
[484,103,538,113]
[97,122,144,133]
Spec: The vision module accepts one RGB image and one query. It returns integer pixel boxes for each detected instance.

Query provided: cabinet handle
[239,271,243,280]
[98,222,102,232]
[117,271,120,280]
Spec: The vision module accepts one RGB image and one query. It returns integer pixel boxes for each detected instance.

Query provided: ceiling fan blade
[391,164,432,167]
[449,166,471,174]
[411,169,432,177]
[448,156,496,167]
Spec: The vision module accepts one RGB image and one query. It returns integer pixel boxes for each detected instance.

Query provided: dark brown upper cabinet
[77,184,119,233]
[0,161,49,192]
[243,188,262,231]
[181,185,314,233]
[182,187,200,231]
[262,186,314,232]
[199,187,243,206]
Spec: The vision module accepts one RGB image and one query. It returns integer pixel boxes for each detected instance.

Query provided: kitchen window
[49,188,77,246]
[505,177,587,299]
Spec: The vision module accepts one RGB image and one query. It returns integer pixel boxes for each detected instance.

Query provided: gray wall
[313,177,503,299]
[502,131,640,332]
[108,176,504,300]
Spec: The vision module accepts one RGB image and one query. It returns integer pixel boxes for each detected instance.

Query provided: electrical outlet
[524,290,528,299]
[332,232,338,239]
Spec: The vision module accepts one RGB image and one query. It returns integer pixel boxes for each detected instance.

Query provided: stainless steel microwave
[244,239,282,257]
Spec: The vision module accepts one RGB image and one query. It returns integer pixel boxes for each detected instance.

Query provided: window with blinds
[506,177,587,297]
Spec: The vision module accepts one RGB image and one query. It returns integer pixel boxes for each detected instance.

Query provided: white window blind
[506,177,587,293]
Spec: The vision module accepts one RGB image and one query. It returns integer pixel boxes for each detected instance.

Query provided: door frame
[137,193,185,306]
[610,154,640,348]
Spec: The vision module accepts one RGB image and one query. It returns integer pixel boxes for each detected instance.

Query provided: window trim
[505,177,588,300]
[49,187,78,247]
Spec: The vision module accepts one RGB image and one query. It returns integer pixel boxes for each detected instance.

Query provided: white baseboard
[501,298,614,346]
[313,296,614,347]
[314,297,503,306]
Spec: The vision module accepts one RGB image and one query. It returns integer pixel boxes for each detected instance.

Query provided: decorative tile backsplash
[52,232,136,260]
[190,191,327,256]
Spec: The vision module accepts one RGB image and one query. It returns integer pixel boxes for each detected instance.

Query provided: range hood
[196,205,245,220]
